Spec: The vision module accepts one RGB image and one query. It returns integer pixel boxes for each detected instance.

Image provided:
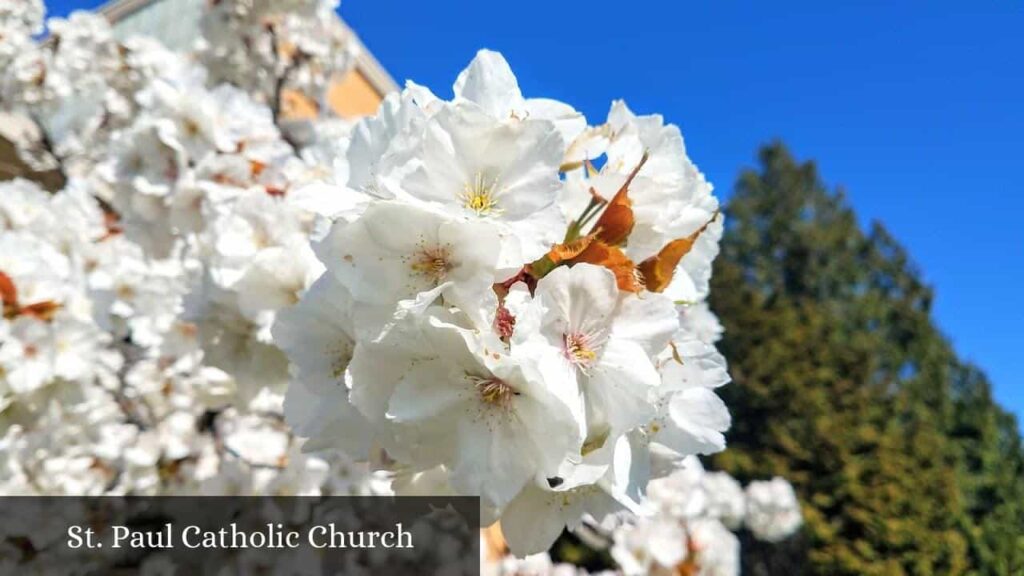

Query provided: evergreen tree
[949,363,1024,574]
[710,142,1024,574]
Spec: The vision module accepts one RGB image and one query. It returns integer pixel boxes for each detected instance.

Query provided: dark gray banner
[0,496,481,575]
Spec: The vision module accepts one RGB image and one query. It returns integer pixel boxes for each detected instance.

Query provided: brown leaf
[1,271,63,321]
[0,271,17,309]
[570,240,641,293]
[20,301,61,322]
[95,211,123,242]
[521,235,598,283]
[590,152,648,246]
[250,160,268,178]
[546,233,598,266]
[637,213,718,293]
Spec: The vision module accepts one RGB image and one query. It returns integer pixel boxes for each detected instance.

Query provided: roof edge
[98,0,153,23]
[338,17,399,96]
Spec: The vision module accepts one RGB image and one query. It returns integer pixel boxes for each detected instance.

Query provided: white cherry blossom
[315,200,502,335]
[400,103,567,268]
[744,477,804,542]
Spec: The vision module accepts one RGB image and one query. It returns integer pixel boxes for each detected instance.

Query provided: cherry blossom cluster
[0,0,804,571]
[0,1,381,500]
[276,48,731,556]
[483,458,802,575]
[1,10,201,179]
[609,457,802,575]
[0,0,44,70]
[0,175,383,497]
[0,0,353,181]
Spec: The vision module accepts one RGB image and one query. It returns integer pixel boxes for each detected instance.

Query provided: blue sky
[52,1,1022,421]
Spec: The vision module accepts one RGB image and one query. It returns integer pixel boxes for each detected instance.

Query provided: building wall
[329,68,389,118]
[104,0,205,50]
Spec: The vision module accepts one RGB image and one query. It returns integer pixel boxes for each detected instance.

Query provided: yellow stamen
[461,173,501,216]
[564,332,597,369]
[470,375,517,408]
[409,245,453,285]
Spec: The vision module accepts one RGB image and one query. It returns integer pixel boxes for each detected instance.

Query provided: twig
[27,112,67,189]
[267,24,307,152]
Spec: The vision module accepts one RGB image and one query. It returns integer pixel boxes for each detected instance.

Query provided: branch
[266,24,306,152]
[26,111,68,191]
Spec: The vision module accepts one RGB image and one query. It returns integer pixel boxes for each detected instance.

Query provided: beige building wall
[330,69,389,118]
[285,68,391,120]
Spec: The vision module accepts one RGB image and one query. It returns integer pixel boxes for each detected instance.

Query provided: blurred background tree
[710,142,1024,575]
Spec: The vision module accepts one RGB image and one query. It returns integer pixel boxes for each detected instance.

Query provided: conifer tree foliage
[709,142,1024,575]
[949,363,1024,575]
